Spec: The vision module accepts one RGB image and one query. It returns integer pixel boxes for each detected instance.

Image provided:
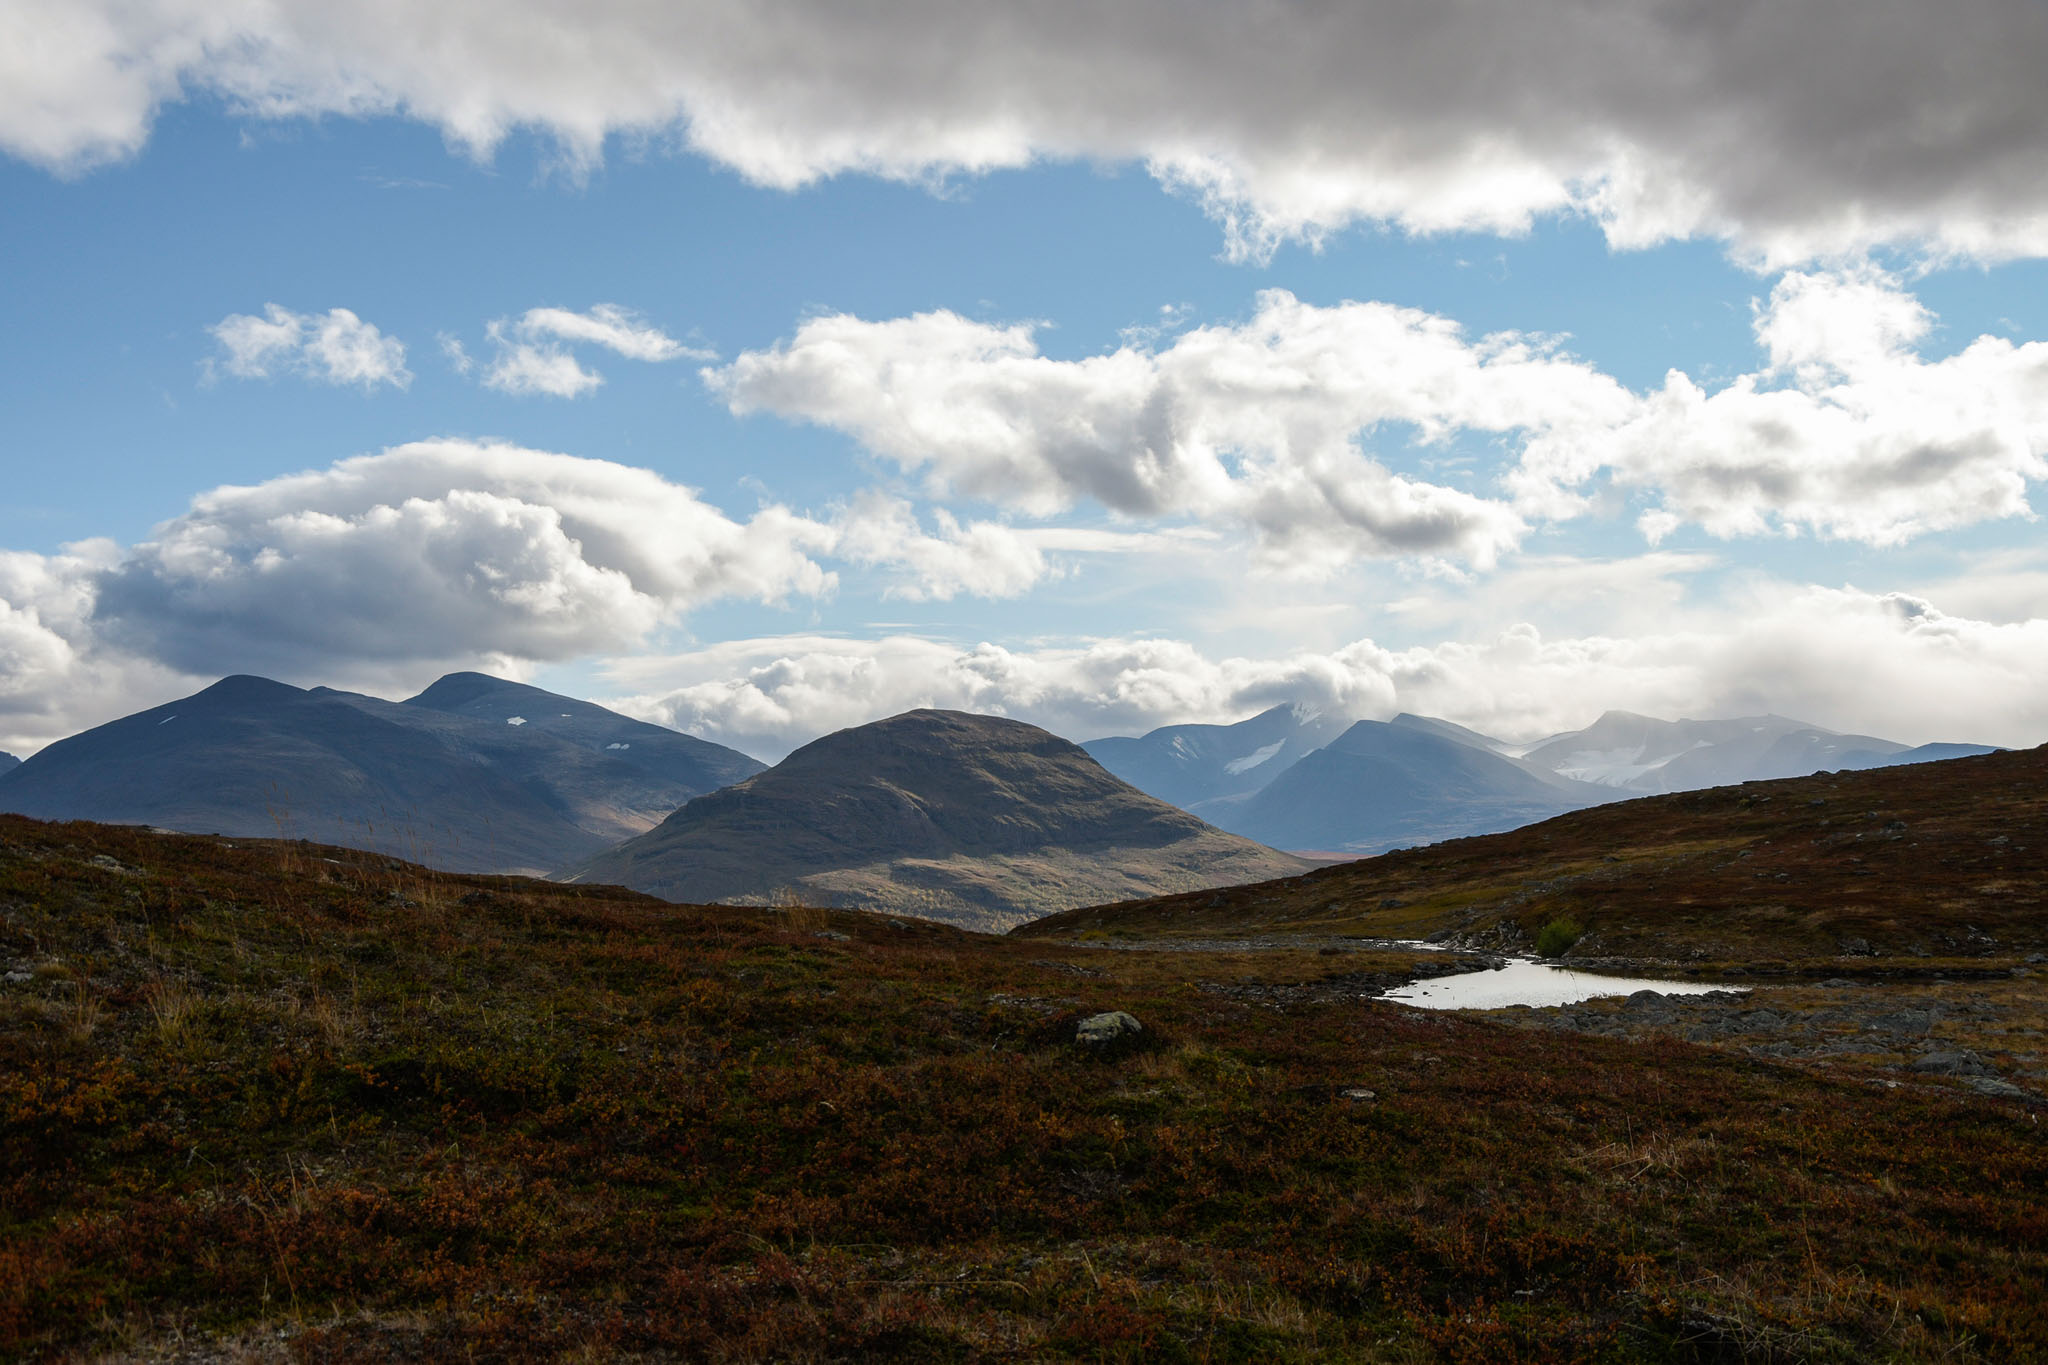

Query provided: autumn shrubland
[1,806,2043,1362]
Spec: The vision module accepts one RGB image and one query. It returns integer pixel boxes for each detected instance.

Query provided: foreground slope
[1,813,2041,1360]
[569,708,1310,929]
[0,674,761,874]
[1023,743,2048,964]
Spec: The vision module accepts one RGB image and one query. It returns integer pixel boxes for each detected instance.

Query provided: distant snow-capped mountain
[1086,703,1998,855]
[1518,711,1998,794]
[1080,702,1357,818]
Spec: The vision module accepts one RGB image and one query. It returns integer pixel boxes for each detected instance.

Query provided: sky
[3,0,2047,761]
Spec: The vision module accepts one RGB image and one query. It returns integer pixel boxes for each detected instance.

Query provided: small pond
[1381,958,1748,1010]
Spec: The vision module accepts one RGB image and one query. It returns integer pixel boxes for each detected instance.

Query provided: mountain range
[0,752,17,774]
[0,673,763,874]
[569,709,1310,930]
[1086,707,1995,854]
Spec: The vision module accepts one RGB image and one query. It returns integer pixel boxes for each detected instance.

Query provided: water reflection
[1381,958,1747,1010]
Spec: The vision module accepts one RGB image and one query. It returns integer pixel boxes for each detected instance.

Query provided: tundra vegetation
[1,742,2045,1362]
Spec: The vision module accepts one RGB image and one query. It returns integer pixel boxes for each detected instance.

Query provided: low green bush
[1535,915,1584,958]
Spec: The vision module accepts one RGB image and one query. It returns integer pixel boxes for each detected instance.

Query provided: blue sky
[4,2,2047,759]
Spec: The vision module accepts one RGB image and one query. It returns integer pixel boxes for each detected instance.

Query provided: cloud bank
[0,441,1087,750]
[717,273,2048,561]
[606,587,2048,761]
[7,1,2048,263]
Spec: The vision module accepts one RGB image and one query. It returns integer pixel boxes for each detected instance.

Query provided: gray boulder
[1076,1011,1144,1046]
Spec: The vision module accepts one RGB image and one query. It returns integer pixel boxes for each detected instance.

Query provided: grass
[1022,745,2048,971]
[0,813,2042,1360]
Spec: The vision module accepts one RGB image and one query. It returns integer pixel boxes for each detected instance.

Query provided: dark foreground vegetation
[2,804,2044,1361]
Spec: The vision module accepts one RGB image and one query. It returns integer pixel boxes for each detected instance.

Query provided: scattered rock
[1909,1050,1994,1078]
[813,930,850,942]
[1029,959,1107,978]
[1076,1011,1143,1046]
[1962,1076,2032,1100]
[1820,978,1854,989]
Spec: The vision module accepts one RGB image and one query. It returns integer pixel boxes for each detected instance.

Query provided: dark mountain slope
[0,674,761,873]
[1223,719,1618,853]
[404,672,763,793]
[569,708,1310,929]
[0,751,17,773]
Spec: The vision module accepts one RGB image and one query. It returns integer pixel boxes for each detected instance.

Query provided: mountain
[1219,718,1619,854]
[1519,710,1997,793]
[1080,703,1357,819]
[567,708,1311,930]
[403,671,762,794]
[0,674,764,874]
[0,752,17,774]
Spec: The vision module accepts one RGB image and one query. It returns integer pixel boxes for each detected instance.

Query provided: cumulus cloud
[208,304,411,389]
[472,304,700,397]
[604,586,2048,761]
[1514,268,2048,544]
[0,442,1105,748]
[8,1,2048,263]
[0,542,194,758]
[710,290,1617,570]
[722,275,2048,558]
[90,439,839,676]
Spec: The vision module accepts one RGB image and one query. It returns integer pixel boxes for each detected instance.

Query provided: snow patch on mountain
[1223,740,1288,776]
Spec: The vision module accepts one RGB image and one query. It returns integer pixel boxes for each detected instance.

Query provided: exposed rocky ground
[1481,972,2047,1104]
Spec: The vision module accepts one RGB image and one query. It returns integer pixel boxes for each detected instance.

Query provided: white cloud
[1514,268,2048,544]
[474,304,696,397]
[0,541,195,757]
[829,493,1048,602]
[723,276,2048,558]
[604,584,2048,761]
[208,304,411,389]
[9,2,2048,263]
[709,290,1615,570]
[0,443,1110,749]
[90,440,840,675]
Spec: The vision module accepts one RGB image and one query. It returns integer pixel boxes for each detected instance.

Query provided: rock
[1820,978,1855,988]
[1837,938,1875,957]
[1909,1050,1993,1078]
[1076,1011,1143,1046]
[813,930,850,941]
[1962,1076,2031,1100]
[1623,989,1666,1009]
[1340,1088,1377,1102]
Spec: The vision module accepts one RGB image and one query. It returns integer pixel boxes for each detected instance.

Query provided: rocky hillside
[568,708,1310,929]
